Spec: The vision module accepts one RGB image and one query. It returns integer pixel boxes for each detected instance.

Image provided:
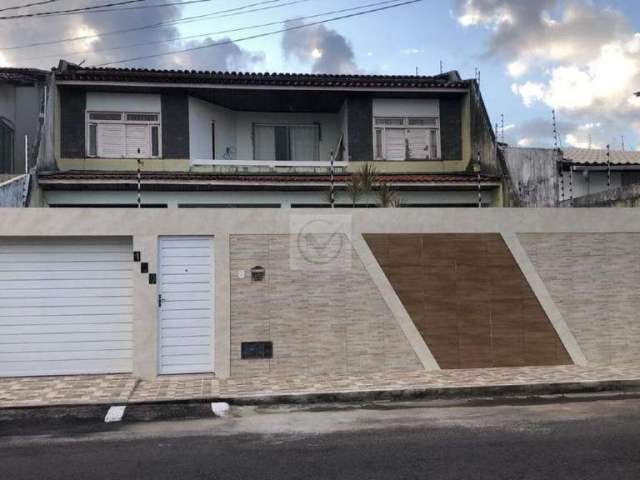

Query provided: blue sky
[2,0,639,150]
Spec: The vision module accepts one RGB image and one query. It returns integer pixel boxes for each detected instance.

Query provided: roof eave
[38,178,501,191]
[55,79,469,93]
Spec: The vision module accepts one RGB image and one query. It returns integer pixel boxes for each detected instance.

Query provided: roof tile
[563,148,640,165]
[55,64,469,90]
[39,171,499,185]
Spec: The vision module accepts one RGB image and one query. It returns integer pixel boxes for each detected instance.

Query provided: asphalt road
[2,395,640,479]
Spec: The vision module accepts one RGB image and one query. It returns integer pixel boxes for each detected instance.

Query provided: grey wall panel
[162,93,190,159]
[60,88,86,158]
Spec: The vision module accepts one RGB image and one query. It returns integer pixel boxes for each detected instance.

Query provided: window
[253,124,320,162]
[211,122,215,159]
[151,126,160,158]
[90,112,122,121]
[373,116,440,161]
[88,124,97,157]
[0,119,15,173]
[86,111,161,158]
[50,204,168,208]
[178,203,281,208]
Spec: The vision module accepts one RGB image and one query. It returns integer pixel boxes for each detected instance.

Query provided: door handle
[158,294,163,308]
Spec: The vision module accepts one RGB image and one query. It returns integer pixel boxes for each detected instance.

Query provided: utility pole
[474,150,482,208]
[137,149,143,209]
[329,151,335,209]
[552,110,559,149]
[24,135,29,174]
[606,144,611,188]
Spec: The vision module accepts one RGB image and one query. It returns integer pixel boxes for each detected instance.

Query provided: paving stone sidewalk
[2,364,640,408]
[0,375,137,408]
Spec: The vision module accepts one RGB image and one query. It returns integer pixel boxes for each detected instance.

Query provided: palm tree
[344,163,379,207]
[358,162,378,194]
[346,172,363,207]
[377,182,400,208]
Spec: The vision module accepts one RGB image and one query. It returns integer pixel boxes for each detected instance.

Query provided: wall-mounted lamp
[251,266,266,282]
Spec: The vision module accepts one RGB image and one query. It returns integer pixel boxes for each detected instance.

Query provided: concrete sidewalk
[2,364,640,409]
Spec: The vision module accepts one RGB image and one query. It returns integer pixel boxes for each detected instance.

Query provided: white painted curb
[211,402,230,417]
[104,405,126,423]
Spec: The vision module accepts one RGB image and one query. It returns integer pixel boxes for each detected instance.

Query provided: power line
[0,0,145,20]
[5,0,225,19]
[94,0,423,67]
[0,0,62,13]
[22,0,403,62]
[71,0,221,15]
[2,0,300,50]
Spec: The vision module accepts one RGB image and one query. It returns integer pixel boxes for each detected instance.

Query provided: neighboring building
[0,68,48,174]
[559,148,640,202]
[501,145,640,207]
[33,61,502,208]
[0,174,30,207]
[500,146,561,207]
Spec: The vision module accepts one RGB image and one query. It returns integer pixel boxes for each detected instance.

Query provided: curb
[2,379,640,417]
[217,379,640,405]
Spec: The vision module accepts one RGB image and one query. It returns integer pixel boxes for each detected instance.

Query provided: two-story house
[34,61,502,208]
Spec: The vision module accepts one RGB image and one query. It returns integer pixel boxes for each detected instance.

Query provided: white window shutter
[384,129,406,161]
[407,129,429,160]
[125,124,151,158]
[97,124,125,158]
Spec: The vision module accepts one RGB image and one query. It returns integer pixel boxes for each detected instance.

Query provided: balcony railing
[191,134,348,169]
[189,159,349,168]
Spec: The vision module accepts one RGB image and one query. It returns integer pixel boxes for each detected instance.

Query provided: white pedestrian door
[158,236,214,374]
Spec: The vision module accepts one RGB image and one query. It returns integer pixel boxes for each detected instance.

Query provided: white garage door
[158,236,214,375]
[0,237,134,377]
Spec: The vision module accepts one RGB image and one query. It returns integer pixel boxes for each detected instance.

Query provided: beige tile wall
[229,234,422,378]
[519,233,640,364]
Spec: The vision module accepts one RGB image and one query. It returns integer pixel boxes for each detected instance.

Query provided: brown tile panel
[364,234,572,369]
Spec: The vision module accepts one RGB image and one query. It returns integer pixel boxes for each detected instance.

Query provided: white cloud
[400,48,422,55]
[74,25,99,51]
[511,82,545,107]
[282,19,358,74]
[457,1,514,27]
[507,60,528,77]
[565,133,596,149]
[517,138,533,147]
[458,0,640,147]
[512,42,640,113]
[578,122,601,131]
